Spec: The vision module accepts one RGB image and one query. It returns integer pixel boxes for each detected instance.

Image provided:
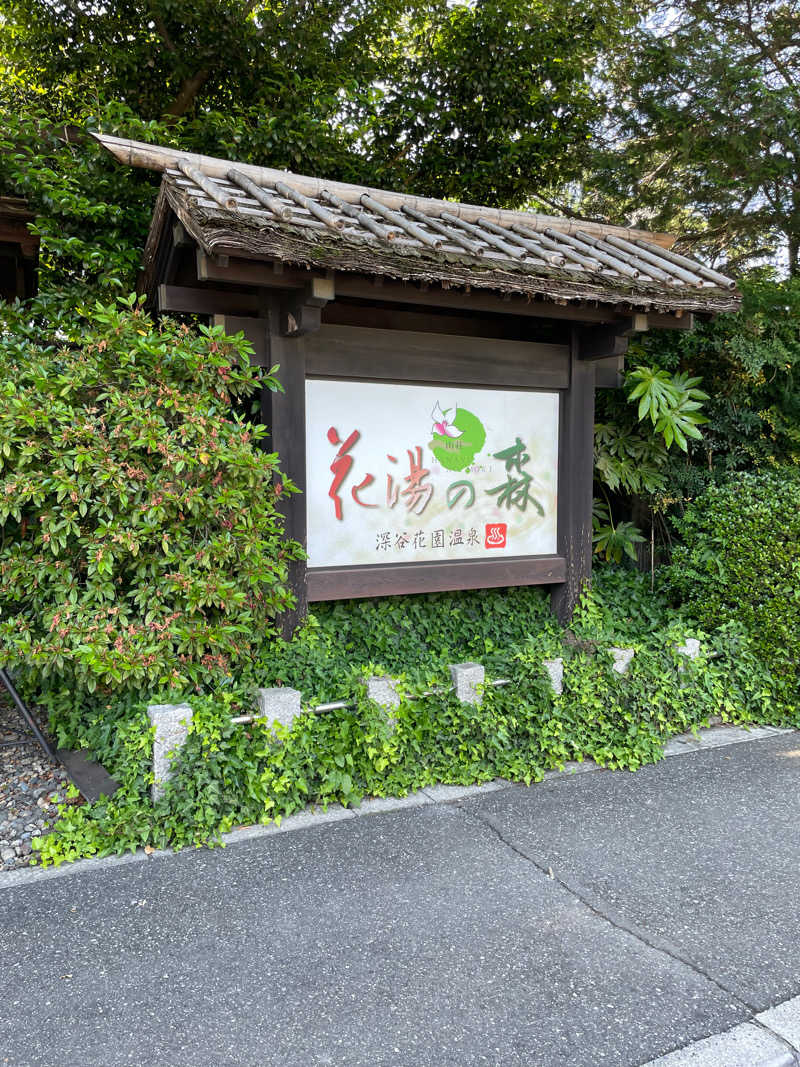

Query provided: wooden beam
[264,296,308,636]
[579,320,633,361]
[0,224,38,258]
[196,251,624,325]
[322,301,567,342]
[195,251,699,330]
[304,324,569,390]
[334,276,626,324]
[648,311,694,331]
[308,556,566,601]
[172,221,192,247]
[159,284,260,316]
[280,277,334,336]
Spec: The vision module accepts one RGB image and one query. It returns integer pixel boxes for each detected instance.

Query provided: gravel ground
[0,693,69,870]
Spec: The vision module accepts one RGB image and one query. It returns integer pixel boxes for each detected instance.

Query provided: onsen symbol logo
[485,523,507,549]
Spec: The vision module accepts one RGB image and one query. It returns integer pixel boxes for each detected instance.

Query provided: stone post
[256,687,302,733]
[449,662,485,706]
[147,702,193,803]
[365,676,401,733]
[676,638,701,660]
[543,658,564,696]
[610,647,635,675]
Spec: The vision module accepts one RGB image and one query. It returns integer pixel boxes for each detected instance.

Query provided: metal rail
[229,678,512,726]
[0,667,56,759]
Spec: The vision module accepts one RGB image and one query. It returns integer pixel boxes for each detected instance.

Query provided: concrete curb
[641,1003,800,1065]
[759,997,800,1052]
[1,721,795,892]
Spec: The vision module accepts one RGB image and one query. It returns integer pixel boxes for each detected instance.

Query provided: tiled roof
[96,135,740,315]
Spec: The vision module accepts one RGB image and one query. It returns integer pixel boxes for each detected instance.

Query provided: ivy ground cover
[34,568,796,867]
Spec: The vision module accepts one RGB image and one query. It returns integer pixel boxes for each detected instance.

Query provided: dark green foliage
[583,0,800,274]
[0,0,400,180]
[0,295,302,698]
[1,0,642,209]
[252,585,554,702]
[0,103,164,298]
[668,468,800,688]
[593,276,800,556]
[639,277,800,474]
[366,0,641,204]
[592,361,710,561]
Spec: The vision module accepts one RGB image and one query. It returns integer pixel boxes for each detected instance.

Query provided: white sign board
[305,380,559,568]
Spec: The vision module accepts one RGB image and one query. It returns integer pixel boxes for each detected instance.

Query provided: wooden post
[265,297,308,638]
[219,305,308,640]
[550,327,596,623]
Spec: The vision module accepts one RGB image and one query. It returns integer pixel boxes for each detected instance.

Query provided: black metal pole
[0,667,55,760]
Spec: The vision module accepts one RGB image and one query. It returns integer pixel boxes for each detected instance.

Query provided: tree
[0,0,399,179]
[358,0,643,205]
[583,0,800,275]
[1,0,642,204]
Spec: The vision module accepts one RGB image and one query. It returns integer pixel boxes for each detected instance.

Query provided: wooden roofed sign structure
[96,134,740,630]
[0,197,39,303]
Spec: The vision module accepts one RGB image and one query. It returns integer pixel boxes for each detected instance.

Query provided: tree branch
[739,22,800,105]
[528,191,612,226]
[152,13,177,55]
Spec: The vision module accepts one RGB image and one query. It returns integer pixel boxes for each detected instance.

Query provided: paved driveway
[2,731,799,1066]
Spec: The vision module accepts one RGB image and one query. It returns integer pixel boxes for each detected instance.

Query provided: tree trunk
[789,234,799,277]
[163,69,211,120]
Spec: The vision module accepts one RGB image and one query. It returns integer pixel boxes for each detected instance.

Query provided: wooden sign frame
[222,290,600,628]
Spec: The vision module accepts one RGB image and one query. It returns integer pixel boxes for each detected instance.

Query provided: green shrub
[0,295,303,703]
[668,468,800,688]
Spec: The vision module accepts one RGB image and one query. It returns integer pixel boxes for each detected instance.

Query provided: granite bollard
[676,638,701,660]
[147,702,193,802]
[449,662,485,706]
[365,676,401,732]
[610,647,635,675]
[256,687,302,733]
[543,658,564,696]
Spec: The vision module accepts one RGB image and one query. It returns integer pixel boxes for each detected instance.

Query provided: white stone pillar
[256,687,302,732]
[676,638,701,660]
[147,702,193,802]
[449,662,485,706]
[365,676,401,733]
[610,647,635,675]
[543,658,564,696]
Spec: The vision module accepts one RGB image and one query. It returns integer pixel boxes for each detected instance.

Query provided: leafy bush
[592,276,800,561]
[668,468,800,687]
[592,362,710,563]
[638,277,800,474]
[0,295,302,701]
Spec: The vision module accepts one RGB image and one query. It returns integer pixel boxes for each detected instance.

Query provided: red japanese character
[402,447,433,515]
[327,426,360,521]
[352,472,378,508]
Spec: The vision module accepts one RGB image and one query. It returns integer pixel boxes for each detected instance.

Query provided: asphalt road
[2,732,799,1067]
